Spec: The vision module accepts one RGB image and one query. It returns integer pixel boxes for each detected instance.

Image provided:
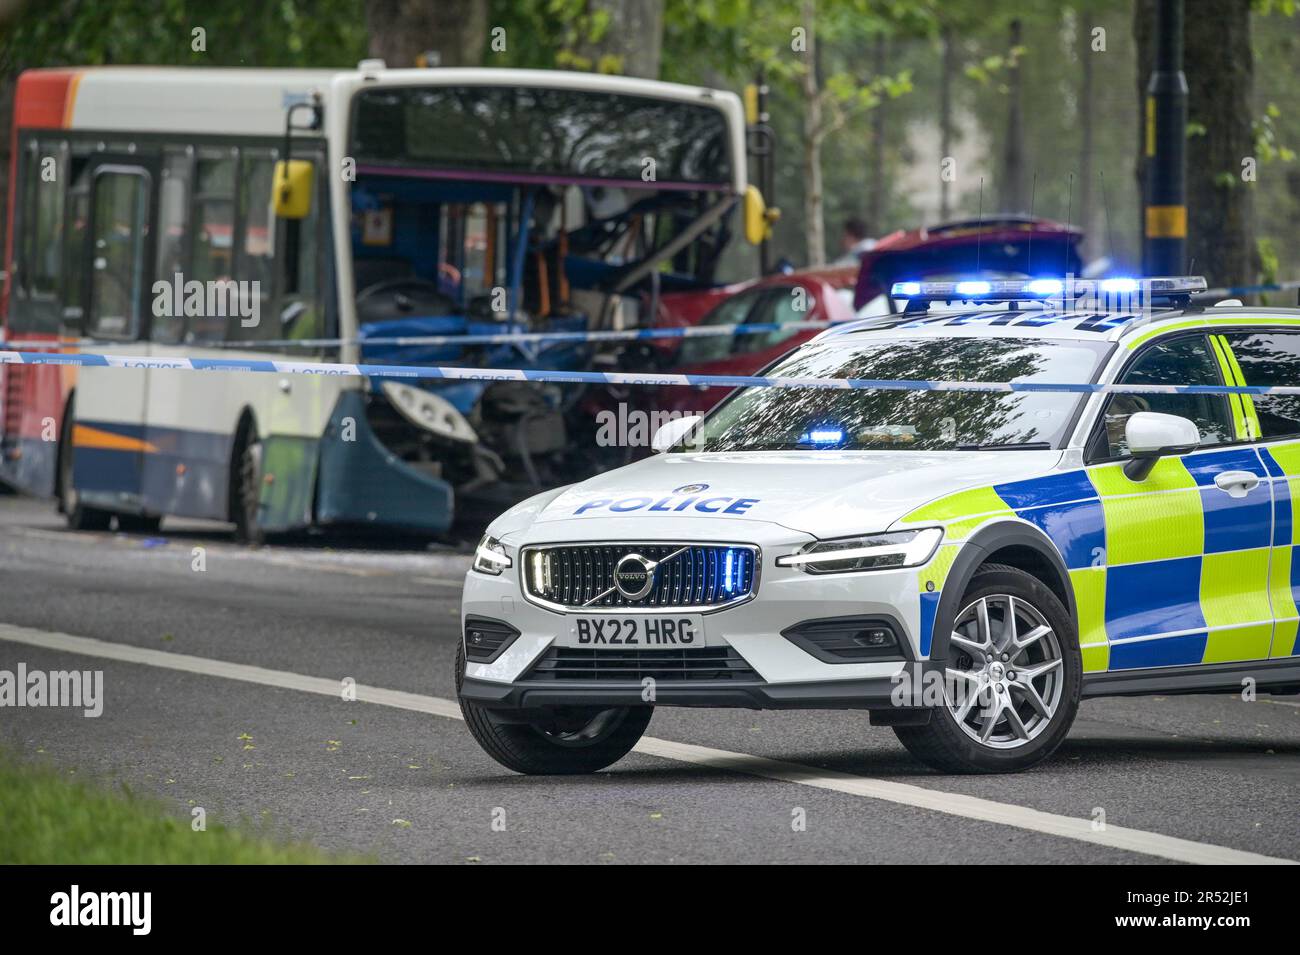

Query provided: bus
[0,64,756,540]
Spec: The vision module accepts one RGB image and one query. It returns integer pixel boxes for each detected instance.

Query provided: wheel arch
[54,388,77,504]
[928,521,1076,661]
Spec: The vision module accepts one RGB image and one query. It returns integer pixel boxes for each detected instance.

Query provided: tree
[938,24,957,220]
[563,0,665,78]
[365,0,487,67]
[999,18,1026,212]
[1076,5,1095,260]
[1184,0,1256,285]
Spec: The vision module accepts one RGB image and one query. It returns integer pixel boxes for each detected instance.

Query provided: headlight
[473,535,512,575]
[381,381,478,443]
[776,528,943,574]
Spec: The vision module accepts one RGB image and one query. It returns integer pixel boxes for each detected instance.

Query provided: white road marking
[1263,697,1300,708]
[1,623,1294,866]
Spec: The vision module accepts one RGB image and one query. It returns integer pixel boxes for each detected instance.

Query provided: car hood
[529,449,1064,539]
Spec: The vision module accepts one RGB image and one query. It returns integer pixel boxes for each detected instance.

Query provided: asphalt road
[1,494,1297,864]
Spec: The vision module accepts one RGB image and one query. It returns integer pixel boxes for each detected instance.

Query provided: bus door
[72,157,158,513]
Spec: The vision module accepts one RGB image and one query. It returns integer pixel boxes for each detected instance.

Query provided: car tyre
[894,563,1081,774]
[455,641,652,774]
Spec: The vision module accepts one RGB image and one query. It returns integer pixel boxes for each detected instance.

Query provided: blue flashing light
[723,549,736,593]
[1100,277,1140,294]
[1025,278,1063,296]
[884,275,1205,306]
[804,427,845,445]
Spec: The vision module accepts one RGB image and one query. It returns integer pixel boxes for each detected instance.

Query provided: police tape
[0,320,835,352]
[4,349,1300,397]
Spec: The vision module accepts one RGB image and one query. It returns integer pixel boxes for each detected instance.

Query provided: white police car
[457,277,1300,774]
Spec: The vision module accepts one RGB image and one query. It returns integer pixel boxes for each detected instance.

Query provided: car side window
[737,286,808,354]
[676,289,764,365]
[1091,334,1234,459]
[1222,331,1300,440]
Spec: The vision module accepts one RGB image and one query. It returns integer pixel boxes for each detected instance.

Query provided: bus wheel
[233,433,265,545]
[58,399,112,532]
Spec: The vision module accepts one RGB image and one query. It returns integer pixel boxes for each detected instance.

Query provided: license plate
[559,614,707,648]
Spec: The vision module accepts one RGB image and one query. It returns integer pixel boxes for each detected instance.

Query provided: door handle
[1214,470,1259,498]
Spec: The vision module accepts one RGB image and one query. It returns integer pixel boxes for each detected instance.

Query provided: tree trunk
[365,0,487,68]
[1134,0,1154,250]
[570,0,665,78]
[0,74,12,271]
[867,34,888,232]
[1077,6,1095,261]
[1000,19,1026,213]
[1184,0,1255,286]
[801,0,826,267]
[939,26,955,221]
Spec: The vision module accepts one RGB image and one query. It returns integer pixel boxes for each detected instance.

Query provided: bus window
[191,148,236,341]
[28,139,67,300]
[153,149,191,344]
[61,148,95,330]
[233,150,275,341]
[87,168,150,339]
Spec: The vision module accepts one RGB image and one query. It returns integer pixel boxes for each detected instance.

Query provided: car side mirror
[1123,411,1200,481]
[651,415,703,453]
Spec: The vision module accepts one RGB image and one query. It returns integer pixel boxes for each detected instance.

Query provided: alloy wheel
[944,594,1064,749]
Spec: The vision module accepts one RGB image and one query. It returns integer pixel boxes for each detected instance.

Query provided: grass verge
[0,752,355,864]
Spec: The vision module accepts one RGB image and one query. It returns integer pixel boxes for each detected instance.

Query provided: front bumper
[315,391,454,534]
[460,519,938,710]
[458,672,916,710]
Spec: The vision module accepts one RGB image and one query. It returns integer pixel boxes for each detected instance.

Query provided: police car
[457,276,1300,774]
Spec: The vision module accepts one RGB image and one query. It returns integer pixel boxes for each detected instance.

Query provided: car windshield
[681,335,1111,452]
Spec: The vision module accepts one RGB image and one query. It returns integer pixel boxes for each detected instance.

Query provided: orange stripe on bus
[72,424,158,454]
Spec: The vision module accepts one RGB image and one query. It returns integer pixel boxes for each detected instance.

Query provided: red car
[579,216,1087,468]
[649,216,1084,411]
[852,215,1085,311]
[648,266,858,414]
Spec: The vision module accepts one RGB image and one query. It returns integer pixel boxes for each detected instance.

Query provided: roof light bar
[890,276,1207,303]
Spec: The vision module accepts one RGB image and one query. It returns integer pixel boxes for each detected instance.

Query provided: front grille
[521,646,762,683]
[522,543,758,610]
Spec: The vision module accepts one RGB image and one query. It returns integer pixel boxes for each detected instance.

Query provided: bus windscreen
[350,85,732,188]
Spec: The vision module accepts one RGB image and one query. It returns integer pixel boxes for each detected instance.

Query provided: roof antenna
[1026,172,1038,275]
[974,177,985,274]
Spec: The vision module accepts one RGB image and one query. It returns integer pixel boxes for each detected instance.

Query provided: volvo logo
[614,553,656,600]
[673,483,710,494]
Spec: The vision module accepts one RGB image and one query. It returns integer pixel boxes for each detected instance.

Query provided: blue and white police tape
[4,349,1300,396]
[0,320,835,352]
